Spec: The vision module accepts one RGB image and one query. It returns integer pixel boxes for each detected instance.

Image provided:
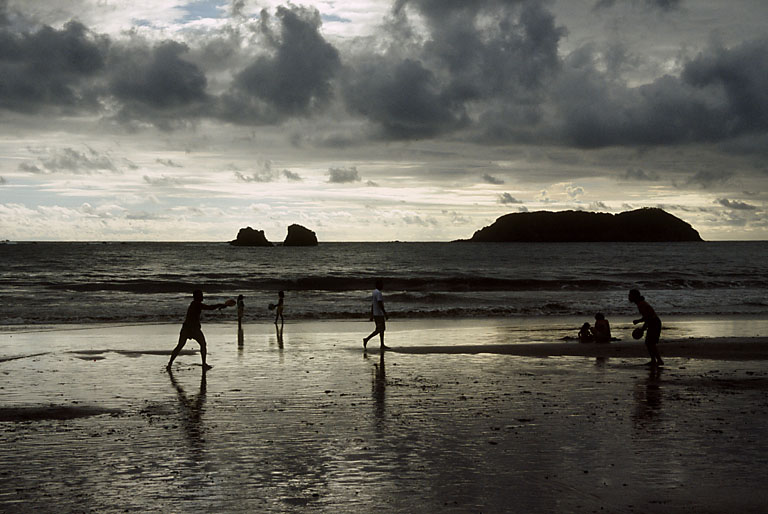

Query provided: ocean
[1,241,766,326]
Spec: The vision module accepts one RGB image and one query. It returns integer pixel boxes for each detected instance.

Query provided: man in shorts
[363,279,389,351]
[629,288,663,367]
[167,289,230,371]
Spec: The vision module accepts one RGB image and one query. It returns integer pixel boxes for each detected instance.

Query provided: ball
[268,303,276,310]
[632,327,645,340]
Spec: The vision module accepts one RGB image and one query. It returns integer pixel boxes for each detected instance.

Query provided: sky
[0,0,767,242]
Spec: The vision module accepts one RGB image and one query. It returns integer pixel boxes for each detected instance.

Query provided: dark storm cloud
[125,211,169,221]
[405,0,564,96]
[716,198,758,211]
[623,168,659,181]
[2,0,767,158]
[234,170,271,182]
[342,57,467,139]
[219,5,341,123]
[593,0,683,11]
[498,192,522,204]
[684,170,734,188]
[143,175,182,187]
[19,147,119,174]
[683,39,768,135]
[328,166,361,183]
[343,0,563,140]
[107,40,209,124]
[156,158,183,168]
[232,159,302,182]
[482,173,505,185]
[554,38,768,148]
[0,19,107,112]
[282,169,302,181]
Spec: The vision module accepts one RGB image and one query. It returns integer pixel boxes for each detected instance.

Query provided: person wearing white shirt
[363,279,389,350]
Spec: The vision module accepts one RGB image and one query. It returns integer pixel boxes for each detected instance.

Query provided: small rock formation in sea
[283,224,318,246]
[459,208,703,242]
[230,227,273,246]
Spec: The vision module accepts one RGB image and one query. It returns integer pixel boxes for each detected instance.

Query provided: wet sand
[395,338,768,360]
[1,319,768,512]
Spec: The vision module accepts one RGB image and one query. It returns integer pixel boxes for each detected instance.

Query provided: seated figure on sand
[592,312,611,343]
[578,322,594,343]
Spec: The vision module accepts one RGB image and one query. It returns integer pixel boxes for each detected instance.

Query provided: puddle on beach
[0,322,767,512]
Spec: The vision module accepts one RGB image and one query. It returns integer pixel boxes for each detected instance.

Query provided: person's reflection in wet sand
[237,327,244,359]
[633,366,663,427]
[168,369,207,454]
[372,349,386,427]
[275,323,284,349]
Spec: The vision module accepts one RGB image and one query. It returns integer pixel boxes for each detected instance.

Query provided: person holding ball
[167,289,234,371]
[629,288,663,367]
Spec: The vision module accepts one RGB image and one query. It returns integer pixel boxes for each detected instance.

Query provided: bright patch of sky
[178,1,228,22]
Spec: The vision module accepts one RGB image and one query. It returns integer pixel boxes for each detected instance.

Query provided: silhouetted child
[578,322,594,343]
[592,312,612,343]
[629,289,663,367]
[274,291,284,325]
[237,294,244,329]
[168,289,231,371]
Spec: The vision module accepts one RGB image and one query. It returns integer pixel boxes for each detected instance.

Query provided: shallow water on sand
[1,322,768,512]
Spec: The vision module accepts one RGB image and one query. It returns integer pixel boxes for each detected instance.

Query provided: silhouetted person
[167,289,230,370]
[592,312,612,343]
[237,294,245,330]
[274,290,284,326]
[363,278,389,350]
[629,288,663,367]
[578,322,594,343]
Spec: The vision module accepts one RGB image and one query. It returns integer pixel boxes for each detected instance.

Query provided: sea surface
[0,241,766,326]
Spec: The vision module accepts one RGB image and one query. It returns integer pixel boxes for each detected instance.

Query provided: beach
[2,319,768,513]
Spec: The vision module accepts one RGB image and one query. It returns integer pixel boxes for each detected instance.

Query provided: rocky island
[229,227,273,246]
[283,224,318,246]
[459,208,703,242]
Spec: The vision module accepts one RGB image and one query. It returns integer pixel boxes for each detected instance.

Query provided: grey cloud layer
[19,146,123,174]
[1,1,767,151]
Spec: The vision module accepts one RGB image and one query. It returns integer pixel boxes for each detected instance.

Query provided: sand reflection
[168,370,207,455]
[633,366,663,428]
[372,349,386,429]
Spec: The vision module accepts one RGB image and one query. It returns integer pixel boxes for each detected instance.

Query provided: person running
[274,290,285,326]
[629,289,663,367]
[363,279,389,350]
[167,289,231,371]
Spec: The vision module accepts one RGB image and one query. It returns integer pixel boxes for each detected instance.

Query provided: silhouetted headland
[283,224,318,246]
[229,227,273,246]
[458,208,703,242]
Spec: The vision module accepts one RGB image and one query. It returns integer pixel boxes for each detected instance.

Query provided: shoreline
[2,318,767,362]
[392,337,768,360]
